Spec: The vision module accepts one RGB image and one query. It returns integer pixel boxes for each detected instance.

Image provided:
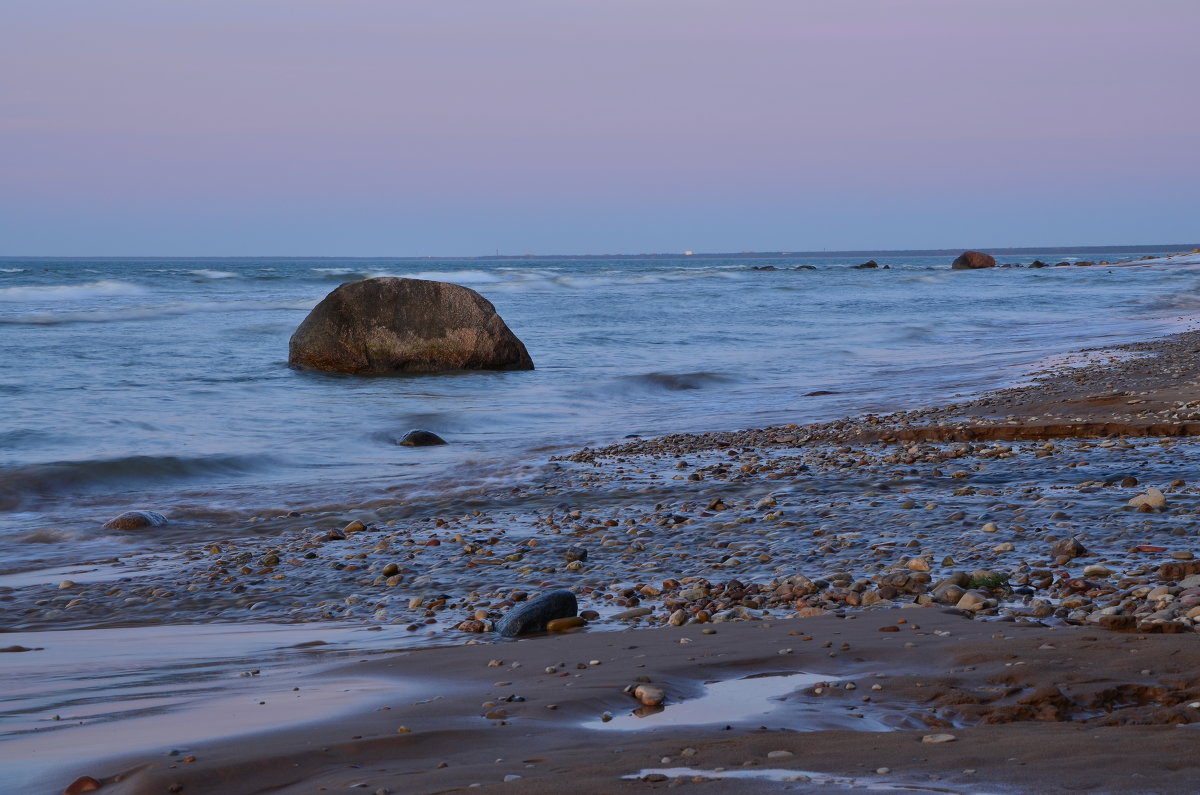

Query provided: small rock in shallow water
[1128,488,1166,509]
[102,510,167,531]
[634,685,666,706]
[399,429,447,446]
[1051,537,1088,559]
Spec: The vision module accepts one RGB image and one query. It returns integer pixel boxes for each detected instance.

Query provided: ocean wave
[190,269,239,279]
[0,267,26,273]
[408,270,506,285]
[0,280,146,302]
[614,371,735,393]
[0,453,276,512]
[0,299,313,325]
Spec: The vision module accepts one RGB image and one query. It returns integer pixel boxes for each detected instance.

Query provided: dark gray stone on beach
[288,277,534,374]
[102,510,167,531]
[564,545,588,562]
[951,251,996,270]
[496,589,577,637]
[399,430,447,447]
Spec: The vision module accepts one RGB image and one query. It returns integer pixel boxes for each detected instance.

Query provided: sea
[2,248,1198,579]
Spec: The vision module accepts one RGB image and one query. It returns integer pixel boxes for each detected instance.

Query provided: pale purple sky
[2,0,1197,256]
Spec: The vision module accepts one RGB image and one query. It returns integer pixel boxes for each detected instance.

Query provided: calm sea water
[1,251,1197,575]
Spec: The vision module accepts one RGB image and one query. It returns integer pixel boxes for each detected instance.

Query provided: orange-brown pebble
[546,616,585,632]
[64,777,102,795]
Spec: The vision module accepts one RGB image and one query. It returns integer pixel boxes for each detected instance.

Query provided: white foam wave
[190,269,239,279]
[0,299,314,325]
[0,280,146,302]
[0,268,26,273]
[409,270,506,285]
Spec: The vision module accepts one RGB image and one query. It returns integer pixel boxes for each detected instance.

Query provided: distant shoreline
[1,243,1196,263]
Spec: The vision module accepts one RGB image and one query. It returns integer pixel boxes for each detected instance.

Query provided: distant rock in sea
[288,277,534,374]
[951,251,997,270]
[852,260,879,269]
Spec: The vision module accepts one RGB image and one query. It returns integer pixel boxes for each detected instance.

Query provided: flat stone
[545,616,585,632]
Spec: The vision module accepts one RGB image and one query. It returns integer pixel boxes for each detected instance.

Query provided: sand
[55,609,1200,794]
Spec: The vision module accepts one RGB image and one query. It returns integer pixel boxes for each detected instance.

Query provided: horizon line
[1,242,1196,262]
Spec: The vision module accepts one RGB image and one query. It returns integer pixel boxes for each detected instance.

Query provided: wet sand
[15,315,1200,794]
[62,611,1200,794]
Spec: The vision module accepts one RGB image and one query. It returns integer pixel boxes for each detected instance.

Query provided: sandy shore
[59,609,1200,794]
[18,314,1200,794]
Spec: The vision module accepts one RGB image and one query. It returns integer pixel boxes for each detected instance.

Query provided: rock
[955,590,988,612]
[634,685,666,706]
[1128,488,1166,510]
[64,777,102,795]
[766,750,794,759]
[1028,260,1048,268]
[932,583,966,604]
[1051,537,1088,559]
[102,510,167,531]
[922,733,957,744]
[564,546,588,562]
[342,520,366,534]
[495,590,577,637]
[852,260,879,269]
[611,607,653,620]
[794,265,817,270]
[906,557,931,572]
[399,430,447,446]
[545,616,585,632]
[951,251,996,270]
[288,277,534,374]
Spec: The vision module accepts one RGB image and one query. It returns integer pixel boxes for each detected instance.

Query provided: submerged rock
[399,429,447,447]
[495,589,577,637]
[951,251,996,270]
[288,277,534,374]
[101,510,167,531]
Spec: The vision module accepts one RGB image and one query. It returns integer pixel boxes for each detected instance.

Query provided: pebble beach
[7,251,1200,793]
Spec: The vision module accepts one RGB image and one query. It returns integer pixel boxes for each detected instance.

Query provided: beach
[6,251,1200,793]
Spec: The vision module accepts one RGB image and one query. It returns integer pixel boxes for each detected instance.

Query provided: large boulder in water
[951,251,996,270]
[495,590,577,637]
[288,277,534,374]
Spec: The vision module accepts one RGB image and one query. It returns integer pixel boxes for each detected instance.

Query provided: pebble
[922,734,957,744]
[767,750,794,759]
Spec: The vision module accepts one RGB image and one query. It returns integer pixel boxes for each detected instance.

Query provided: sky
[1,0,1197,257]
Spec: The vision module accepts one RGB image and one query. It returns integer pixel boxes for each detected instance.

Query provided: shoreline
[13,294,1200,794]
